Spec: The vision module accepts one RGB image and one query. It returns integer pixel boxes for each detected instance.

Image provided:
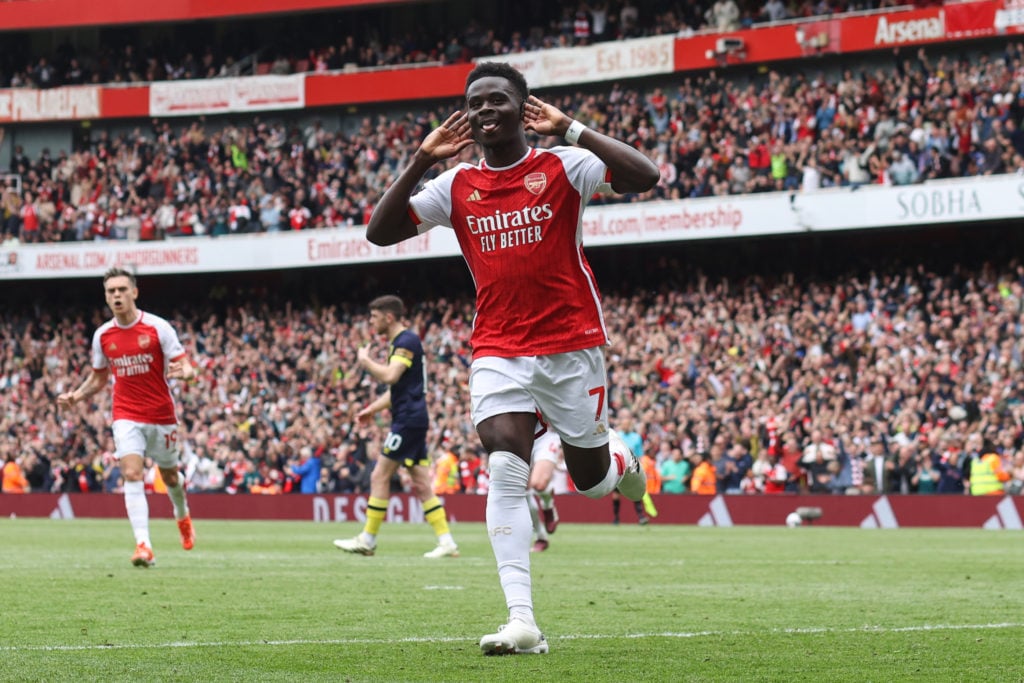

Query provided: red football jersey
[90,311,186,424]
[410,146,612,359]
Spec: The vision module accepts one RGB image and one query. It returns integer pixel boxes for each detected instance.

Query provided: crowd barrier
[2,493,1021,529]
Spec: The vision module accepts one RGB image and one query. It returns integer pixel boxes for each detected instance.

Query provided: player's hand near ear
[523,95,573,138]
[420,111,474,161]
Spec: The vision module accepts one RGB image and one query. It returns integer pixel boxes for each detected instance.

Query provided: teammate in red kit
[57,267,196,567]
[365,62,659,655]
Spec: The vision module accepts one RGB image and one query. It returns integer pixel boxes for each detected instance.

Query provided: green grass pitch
[1,518,1022,682]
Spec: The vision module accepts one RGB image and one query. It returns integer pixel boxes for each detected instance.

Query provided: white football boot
[423,541,459,559]
[333,535,375,556]
[479,619,549,655]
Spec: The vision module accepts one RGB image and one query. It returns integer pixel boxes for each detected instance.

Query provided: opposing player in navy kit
[333,295,459,559]
[364,62,658,654]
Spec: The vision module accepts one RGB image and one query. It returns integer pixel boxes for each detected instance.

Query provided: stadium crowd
[0,0,914,89]
[3,40,1023,245]
[2,2,1022,500]
[3,251,1024,498]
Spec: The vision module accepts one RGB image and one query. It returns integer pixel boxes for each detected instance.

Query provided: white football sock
[577,455,618,499]
[165,478,189,520]
[486,451,535,627]
[123,480,151,547]
[577,430,633,499]
[526,491,547,541]
[536,487,554,511]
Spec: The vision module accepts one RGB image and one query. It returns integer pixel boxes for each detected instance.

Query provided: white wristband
[564,120,586,146]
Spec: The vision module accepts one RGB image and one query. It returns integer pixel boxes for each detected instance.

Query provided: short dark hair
[368,295,405,319]
[465,62,529,106]
[103,266,136,288]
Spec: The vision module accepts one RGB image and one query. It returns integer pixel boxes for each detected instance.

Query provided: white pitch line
[2,622,1021,653]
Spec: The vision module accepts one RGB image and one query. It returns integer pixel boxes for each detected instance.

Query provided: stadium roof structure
[0,0,408,31]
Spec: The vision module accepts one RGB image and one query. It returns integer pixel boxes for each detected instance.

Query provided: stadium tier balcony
[1,20,1022,249]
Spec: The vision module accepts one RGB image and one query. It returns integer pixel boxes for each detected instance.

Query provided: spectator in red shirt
[747,136,771,175]
[289,203,311,230]
[19,192,39,242]
[139,211,157,241]
[779,432,804,492]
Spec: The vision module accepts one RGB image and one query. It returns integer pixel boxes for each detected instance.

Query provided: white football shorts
[470,347,611,449]
[532,429,562,465]
[112,419,181,468]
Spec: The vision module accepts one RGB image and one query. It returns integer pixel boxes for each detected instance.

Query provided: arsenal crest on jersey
[524,172,547,195]
[138,334,151,349]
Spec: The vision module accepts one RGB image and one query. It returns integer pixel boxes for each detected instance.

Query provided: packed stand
[2,254,1024,497]
[3,41,1023,246]
[0,0,903,90]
